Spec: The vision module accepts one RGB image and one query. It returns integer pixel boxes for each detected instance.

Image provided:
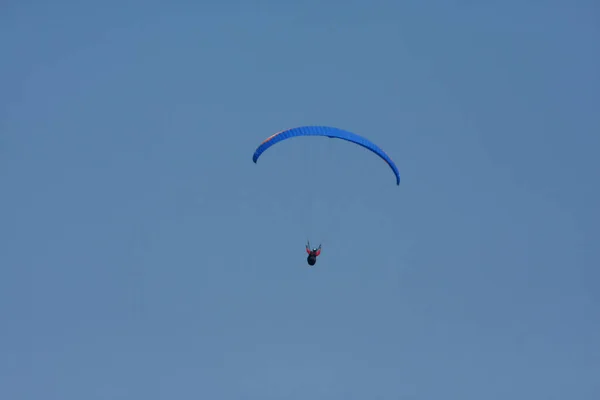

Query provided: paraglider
[252,125,400,266]
[306,242,321,266]
[252,125,401,185]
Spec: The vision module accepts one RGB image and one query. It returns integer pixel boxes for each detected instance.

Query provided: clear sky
[1,1,598,399]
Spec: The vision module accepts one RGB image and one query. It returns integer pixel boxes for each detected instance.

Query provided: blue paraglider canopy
[252,126,400,185]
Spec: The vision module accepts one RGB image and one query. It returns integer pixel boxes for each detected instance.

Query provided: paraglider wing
[252,126,400,185]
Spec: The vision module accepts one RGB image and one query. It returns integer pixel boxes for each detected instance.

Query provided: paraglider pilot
[306,242,322,266]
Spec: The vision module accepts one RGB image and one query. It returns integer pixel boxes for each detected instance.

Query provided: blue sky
[1,1,598,398]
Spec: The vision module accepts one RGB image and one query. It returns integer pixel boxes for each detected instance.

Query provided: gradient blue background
[1,1,598,398]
